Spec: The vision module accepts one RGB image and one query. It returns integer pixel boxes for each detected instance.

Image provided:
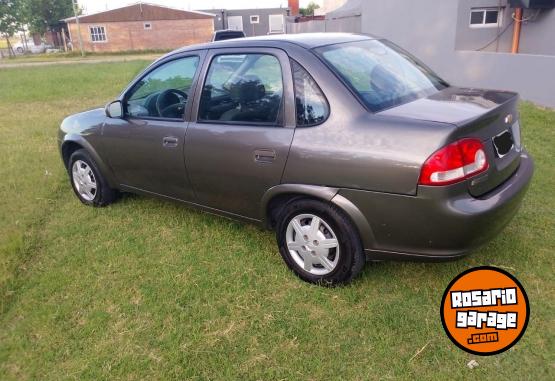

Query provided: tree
[0,0,24,57]
[22,0,75,35]
[299,1,320,17]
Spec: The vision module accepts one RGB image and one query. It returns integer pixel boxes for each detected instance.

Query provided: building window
[269,14,284,34]
[144,22,152,30]
[227,15,244,31]
[250,15,260,24]
[89,26,107,42]
[470,8,502,28]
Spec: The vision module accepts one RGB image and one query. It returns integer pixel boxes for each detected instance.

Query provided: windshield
[315,39,448,112]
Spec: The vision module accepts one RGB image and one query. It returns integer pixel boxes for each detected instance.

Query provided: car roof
[167,33,376,56]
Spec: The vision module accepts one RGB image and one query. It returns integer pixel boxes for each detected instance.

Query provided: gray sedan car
[59,33,533,285]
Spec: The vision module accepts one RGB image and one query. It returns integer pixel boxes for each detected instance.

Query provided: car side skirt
[120,184,261,225]
[365,249,467,262]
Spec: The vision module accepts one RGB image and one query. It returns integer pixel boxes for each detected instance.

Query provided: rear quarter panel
[282,44,458,195]
[285,114,457,195]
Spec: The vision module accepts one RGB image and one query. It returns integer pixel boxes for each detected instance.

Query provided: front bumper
[337,150,534,260]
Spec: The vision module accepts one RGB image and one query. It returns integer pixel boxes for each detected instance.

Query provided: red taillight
[418,138,489,186]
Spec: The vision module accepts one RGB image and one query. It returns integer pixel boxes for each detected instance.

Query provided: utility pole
[72,0,85,56]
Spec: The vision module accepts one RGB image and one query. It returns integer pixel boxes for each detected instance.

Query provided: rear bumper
[336,150,534,260]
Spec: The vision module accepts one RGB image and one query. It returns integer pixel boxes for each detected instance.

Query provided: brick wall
[68,19,214,52]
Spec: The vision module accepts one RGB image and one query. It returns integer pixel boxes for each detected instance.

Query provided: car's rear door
[185,47,295,219]
[101,51,206,201]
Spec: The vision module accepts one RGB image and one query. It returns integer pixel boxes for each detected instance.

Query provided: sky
[78,0,322,14]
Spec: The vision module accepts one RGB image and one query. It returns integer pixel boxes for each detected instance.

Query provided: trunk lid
[379,87,522,196]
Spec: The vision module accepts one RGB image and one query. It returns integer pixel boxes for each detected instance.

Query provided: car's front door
[101,52,205,201]
[185,48,296,219]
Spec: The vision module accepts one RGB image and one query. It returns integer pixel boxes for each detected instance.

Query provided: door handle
[254,149,276,163]
[162,136,178,148]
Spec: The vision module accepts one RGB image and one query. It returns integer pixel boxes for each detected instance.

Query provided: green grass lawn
[0,62,554,380]
[0,50,166,65]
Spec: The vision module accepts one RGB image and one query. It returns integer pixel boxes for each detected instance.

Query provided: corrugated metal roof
[64,2,214,23]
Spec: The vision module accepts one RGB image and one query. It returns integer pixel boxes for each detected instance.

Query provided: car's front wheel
[68,149,117,207]
[276,199,365,286]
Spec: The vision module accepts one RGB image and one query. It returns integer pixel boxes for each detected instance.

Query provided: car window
[198,54,283,125]
[213,31,245,41]
[315,40,448,113]
[291,60,329,126]
[126,56,199,119]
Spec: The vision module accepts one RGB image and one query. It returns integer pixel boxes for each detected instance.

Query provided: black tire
[276,198,365,286]
[16,47,24,54]
[68,149,118,207]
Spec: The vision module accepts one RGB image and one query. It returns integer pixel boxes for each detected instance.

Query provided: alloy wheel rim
[285,213,340,275]
[72,160,97,201]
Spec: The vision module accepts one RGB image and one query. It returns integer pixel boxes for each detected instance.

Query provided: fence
[286,16,361,34]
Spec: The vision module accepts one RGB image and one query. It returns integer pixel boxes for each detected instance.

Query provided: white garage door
[227,16,244,31]
[269,14,284,34]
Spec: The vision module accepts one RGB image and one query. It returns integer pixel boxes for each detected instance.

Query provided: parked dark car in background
[58,33,533,285]
[212,29,246,41]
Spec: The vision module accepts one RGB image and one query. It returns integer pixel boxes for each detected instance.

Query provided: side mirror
[105,100,123,118]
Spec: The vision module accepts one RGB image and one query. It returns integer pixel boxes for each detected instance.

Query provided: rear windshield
[215,32,245,41]
[315,39,448,112]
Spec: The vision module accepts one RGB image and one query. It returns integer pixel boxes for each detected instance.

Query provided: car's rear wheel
[68,149,117,207]
[276,199,365,286]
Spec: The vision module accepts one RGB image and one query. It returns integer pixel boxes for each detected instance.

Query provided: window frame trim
[120,52,206,123]
[195,50,288,127]
[89,25,108,43]
[469,7,503,29]
[290,58,330,128]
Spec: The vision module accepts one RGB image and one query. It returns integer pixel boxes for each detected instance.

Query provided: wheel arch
[262,184,375,250]
[61,141,83,168]
[330,193,375,250]
[61,135,118,188]
[262,184,339,229]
